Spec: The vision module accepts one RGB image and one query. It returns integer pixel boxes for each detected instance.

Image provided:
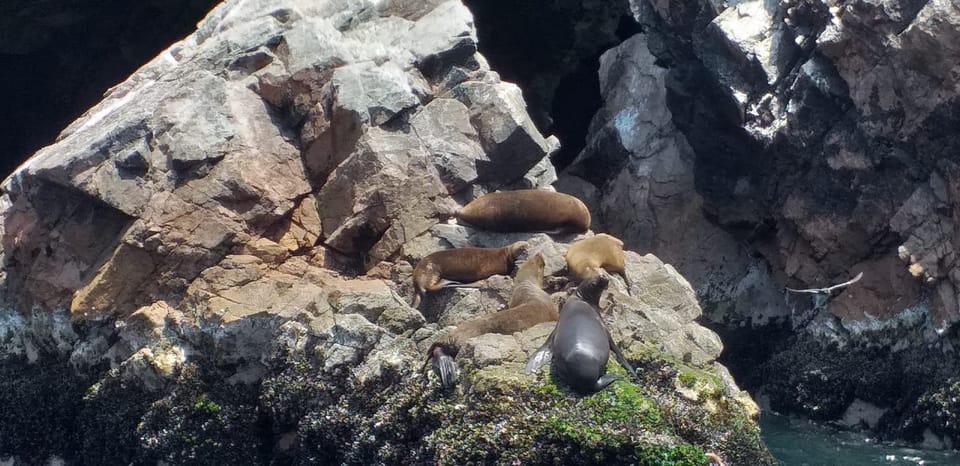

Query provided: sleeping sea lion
[457,189,591,234]
[525,274,638,394]
[411,241,529,308]
[424,254,558,387]
[564,233,629,288]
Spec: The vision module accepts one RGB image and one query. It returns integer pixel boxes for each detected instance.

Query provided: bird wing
[785,272,864,294]
[784,286,826,294]
[824,271,864,292]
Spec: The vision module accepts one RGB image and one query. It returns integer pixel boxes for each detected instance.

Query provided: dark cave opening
[462,0,638,171]
[548,53,604,169]
[0,0,221,181]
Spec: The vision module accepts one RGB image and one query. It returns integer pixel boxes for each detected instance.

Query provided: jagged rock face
[0,0,769,463]
[0,0,222,182]
[462,0,639,167]
[560,0,960,335]
[560,32,786,328]
[546,0,960,445]
[1,0,556,319]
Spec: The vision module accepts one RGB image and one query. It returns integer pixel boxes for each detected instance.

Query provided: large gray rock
[0,0,558,321]
[563,33,787,327]
[601,0,960,339]
[586,0,960,443]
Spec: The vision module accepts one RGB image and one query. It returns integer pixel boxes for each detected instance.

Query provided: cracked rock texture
[534,0,960,446]
[0,0,769,463]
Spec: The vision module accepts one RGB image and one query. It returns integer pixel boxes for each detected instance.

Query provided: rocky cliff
[435,0,960,451]
[0,0,771,464]
[0,0,222,180]
[4,0,959,458]
[538,0,960,449]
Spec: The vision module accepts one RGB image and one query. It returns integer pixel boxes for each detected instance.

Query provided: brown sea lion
[706,453,726,466]
[457,189,591,234]
[411,241,529,308]
[564,233,629,288]
[424,254,558,387]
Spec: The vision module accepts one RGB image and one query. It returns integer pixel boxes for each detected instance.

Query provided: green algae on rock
[0,0,775,463]
[0,340,773,465]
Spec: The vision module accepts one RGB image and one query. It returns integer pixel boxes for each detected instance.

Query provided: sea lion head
[515,253,546,286]
[575,274,609,305]
[507,241,530,259]
[528,252,545,272]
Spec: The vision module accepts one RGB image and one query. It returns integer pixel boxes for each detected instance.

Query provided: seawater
[761,412,960,466]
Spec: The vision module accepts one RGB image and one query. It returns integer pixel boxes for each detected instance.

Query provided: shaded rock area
[0,0,771,464]
[0,0,222,180]
[461,0,641,168]
[450,0,960,448]
[450,0,960,449]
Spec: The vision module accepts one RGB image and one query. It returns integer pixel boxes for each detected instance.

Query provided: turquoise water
[761,412,960,466]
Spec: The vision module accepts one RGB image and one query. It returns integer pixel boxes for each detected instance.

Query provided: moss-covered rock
[134,364,267,465]
[0,329,774,465]
[261,349,774,465]
[754,332,960,445]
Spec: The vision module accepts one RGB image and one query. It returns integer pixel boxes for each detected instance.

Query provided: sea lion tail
[595,374,624,392]
[433,353,459,388]
[424,342,460,388]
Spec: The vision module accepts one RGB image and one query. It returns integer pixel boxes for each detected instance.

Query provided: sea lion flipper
[525,330,555,375]
[433,353,459,388]
[595,373,624,391]
[438,279,485,289]
[424,342,460,388]
[618,271,631,295]
[606,329,639,382]
[525,345,553,375]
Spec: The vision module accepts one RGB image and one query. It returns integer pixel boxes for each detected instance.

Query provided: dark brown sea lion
[565,233,629,287]
[411,241,529,308]
[525,274,638,394]
[424,254,558,387]
[457,189,591,234]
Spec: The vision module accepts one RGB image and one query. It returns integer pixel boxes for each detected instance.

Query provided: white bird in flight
[785,271,864,295]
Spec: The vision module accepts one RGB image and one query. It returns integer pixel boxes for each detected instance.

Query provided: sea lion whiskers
[574,273,608,305]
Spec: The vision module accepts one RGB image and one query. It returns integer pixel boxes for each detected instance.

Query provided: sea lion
[411,241,529,308]
[564,233,628,286]
[706,453,726,466]
[424,254,558,387]
[457,189,591,234]
[525,274,638,394]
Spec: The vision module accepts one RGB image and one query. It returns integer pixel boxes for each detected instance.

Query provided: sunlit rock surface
[0,0,770,463]
[549,0,960,446]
